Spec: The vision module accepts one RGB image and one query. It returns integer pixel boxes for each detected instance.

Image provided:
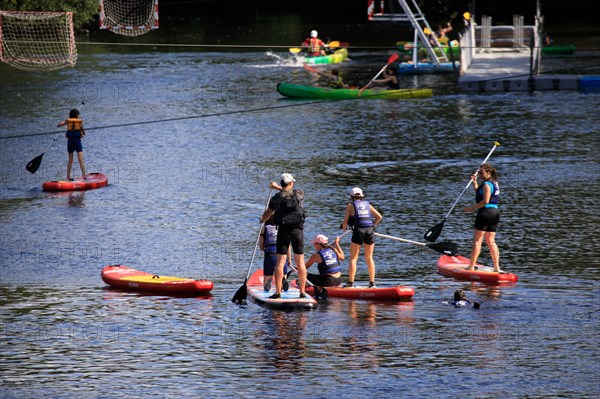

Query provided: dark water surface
[1,47,599,398]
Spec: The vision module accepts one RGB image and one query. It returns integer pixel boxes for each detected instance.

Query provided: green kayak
[277,82,433,100]
[304,48,348,65]
[541,45,576,55]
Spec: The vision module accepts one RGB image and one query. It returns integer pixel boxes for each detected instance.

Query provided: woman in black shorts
[464,164,501,272]
[341,187,382,287]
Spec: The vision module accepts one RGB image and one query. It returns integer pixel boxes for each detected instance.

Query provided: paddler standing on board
[302,30,327,56]
[57,108,86,181]
[341,187,382,288]
[464,164,501,272]
[260,173,308,299]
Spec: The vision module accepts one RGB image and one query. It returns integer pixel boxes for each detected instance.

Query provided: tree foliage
[0,0,97,30]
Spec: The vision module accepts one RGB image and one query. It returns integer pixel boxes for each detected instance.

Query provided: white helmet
[310,30,318,38]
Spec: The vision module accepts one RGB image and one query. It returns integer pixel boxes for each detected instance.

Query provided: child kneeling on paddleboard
[260,215,291,292]
[304,234,345,288]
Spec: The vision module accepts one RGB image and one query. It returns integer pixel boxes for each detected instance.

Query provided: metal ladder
[396,0,449,64]
[368,0,449,65]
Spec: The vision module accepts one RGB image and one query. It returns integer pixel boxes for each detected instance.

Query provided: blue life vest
[349,200,374,227]
[317,248,341,275]
[264,224,278,253]
[476,181,500,208]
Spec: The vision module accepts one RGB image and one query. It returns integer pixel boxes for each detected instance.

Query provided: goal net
[0,11,77,71]
[99,0,159,37]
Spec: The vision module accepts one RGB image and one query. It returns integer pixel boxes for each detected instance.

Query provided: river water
[1,45,599,398]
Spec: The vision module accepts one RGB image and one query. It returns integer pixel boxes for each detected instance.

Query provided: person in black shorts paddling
[341,187,382,287]
[464,163,501,272]
[260,173,307,299]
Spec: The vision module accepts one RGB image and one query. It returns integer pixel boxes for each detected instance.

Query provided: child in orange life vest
[57,109,86,180]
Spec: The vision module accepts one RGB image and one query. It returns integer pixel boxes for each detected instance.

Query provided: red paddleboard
[293,280,414,301]
[101,265,213,295]
[437,255,518,284]
[42,172,108,192]
[247,269,317,310]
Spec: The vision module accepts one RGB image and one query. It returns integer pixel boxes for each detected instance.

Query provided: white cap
[350,187,364,197]
[311,234,328,245]
[281,173,296,184]
[311,30,318,38]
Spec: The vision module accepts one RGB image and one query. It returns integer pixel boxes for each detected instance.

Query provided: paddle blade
[289,47,302,54]
[231,279,248,304]
[423,220,445,242]
[25,153,44,174]
[387,53,400,64]
[328,41,340,48]
[313,286,328,301]
[427,241,458,256]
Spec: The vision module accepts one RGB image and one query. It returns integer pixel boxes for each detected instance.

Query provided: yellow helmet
[463,12,471,20]
[424,27,431,35]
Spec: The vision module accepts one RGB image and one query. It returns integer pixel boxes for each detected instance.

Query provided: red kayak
[292,280,414,301]
[42,172,108,192]
[437,255,518,284]
[101,265,214,295]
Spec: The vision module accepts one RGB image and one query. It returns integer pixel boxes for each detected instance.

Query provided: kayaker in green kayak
[313,68,348,89]
[366,67,400,90]
[302,30,327,56]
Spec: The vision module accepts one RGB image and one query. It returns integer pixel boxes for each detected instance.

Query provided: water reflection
[255,310,308,375]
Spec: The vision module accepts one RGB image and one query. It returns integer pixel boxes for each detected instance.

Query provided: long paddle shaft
[374,232,458,256]
[231,188,273,304]
[26,101,86,174]
[359,53,400,95]
[423,142,500,242]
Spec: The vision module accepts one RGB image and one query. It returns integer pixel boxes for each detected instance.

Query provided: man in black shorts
[260,173,307,299]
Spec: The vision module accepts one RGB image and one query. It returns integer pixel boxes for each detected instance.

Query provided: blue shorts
[67,137,83,153]
[263,253,289,276]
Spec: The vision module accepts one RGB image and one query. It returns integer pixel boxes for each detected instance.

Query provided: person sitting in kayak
[302,30,327,56]
[445,289,481,309]
[304,234,345,288]
[57,108,86,181]
[366,67,400,90]
[313,68,348,89]
[260,215,291,292]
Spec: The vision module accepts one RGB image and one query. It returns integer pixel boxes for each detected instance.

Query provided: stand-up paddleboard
[43,172,108,192]
[101,265,214,295]
[247,269,317,310]
[437,255,518,284]
[292,280,414,301]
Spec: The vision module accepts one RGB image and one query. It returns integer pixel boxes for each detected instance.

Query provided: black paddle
[232,188,273,305]
[423,142,500,242]
[26,101,85,174]
[374,232,458,256]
